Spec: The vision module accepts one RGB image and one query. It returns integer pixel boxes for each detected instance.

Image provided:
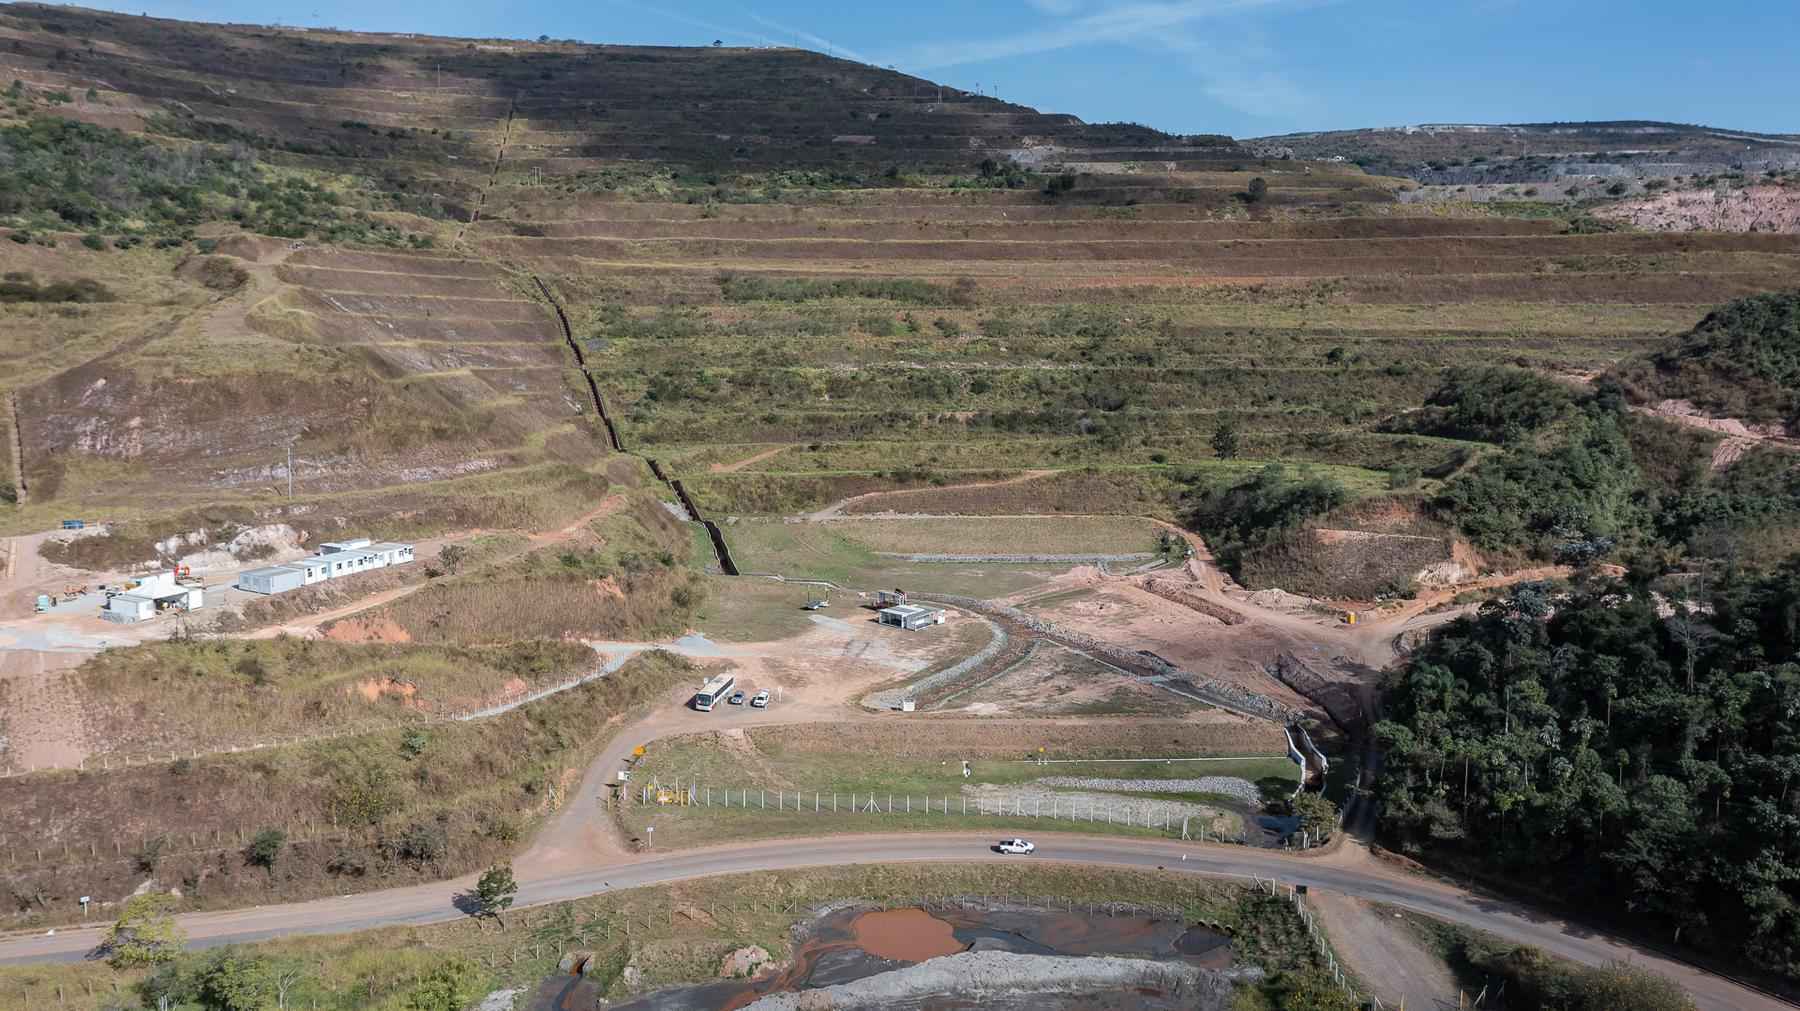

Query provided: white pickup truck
[996,838,1036,855]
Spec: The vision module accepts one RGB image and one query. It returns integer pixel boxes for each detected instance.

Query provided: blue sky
[103,1,1799,138]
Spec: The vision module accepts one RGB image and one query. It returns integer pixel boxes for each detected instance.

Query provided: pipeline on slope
[531,274,738,575]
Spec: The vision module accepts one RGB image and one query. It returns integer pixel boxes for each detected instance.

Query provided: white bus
[692,673,736,712]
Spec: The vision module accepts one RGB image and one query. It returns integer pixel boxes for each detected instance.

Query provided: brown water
[852,907,965,960]
[591,904,1233,1011]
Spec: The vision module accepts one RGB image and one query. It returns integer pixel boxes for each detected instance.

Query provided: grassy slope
[619,724,1298,849]
[0,651,694,930]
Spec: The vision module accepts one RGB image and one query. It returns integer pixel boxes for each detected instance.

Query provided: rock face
[720,944,773,978]
[739,951,1254,1010]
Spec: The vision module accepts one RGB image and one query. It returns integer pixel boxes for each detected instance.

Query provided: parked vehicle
[996,838,1036,855]
[692,673,736,712]
[728,691,747,706]
[751,690,771,708]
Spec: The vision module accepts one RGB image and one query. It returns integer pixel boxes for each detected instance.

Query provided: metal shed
[238,564,307,595]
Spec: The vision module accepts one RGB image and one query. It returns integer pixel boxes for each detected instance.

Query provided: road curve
[0,832,1782,1010]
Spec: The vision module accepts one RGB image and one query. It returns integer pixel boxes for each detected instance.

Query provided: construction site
[0,6,1794,1010]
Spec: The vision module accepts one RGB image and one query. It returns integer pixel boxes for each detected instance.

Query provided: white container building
[878,604,946,631]
[236,536,415,595]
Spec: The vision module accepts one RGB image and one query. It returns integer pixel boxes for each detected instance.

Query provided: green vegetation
[1400,913,1695,1011]
[717,272,971,306]
[472,862,518,927]
[1184,464,1348,575]
[0,116,433,246]
[1615,290,1800,428]
[0,271,113,303]
[1375,563,1800,979]
[102,895,186,968]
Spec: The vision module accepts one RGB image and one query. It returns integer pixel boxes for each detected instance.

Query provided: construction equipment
[61,584,87,602]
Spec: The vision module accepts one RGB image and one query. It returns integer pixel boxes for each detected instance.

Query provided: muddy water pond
[571,903,1233,1011]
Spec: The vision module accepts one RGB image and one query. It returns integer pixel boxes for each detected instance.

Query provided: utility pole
[286,443,293,499]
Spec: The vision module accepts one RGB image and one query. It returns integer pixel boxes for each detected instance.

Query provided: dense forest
[1375,562,1800,977]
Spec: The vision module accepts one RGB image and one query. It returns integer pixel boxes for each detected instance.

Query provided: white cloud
[605,0,783,46]
[884,0,1321,127]
[1027,0,1088,13]
[1152,25,1314,120]
[895,0,1289,70]
[748,13,877,66]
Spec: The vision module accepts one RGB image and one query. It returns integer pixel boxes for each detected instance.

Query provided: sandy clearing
[1306,889,1458,1009]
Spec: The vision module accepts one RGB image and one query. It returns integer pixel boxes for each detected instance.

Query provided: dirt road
[0,832,1777,1010]
[1306,887,1459,1009]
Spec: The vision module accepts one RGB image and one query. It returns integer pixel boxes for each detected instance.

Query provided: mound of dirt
[1596,185,1800,234]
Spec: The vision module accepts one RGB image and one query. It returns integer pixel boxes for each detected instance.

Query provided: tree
[474,862,518,927]
[1210,420,1240,460]
[1287,790,1339,845]
[103,893,187,967]
[1246,176,1268,203]
[245,827,286,872]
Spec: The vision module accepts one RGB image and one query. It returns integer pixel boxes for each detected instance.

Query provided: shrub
[1245,176,1268,203]
[244,828,286,871]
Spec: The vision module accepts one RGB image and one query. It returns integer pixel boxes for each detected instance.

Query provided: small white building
[879,604,945,631]
[101,570,204,623]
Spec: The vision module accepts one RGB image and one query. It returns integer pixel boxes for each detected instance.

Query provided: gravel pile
[1036,776,1263,806]
[741,951,1249,1011]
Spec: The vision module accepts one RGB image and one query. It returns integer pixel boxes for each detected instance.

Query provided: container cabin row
[236,538,415,595]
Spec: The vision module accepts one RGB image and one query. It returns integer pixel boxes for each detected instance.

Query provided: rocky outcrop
[720,945,773,978]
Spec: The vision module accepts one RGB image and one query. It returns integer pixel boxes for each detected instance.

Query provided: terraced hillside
[477,174,1800,529]
[1,4,1797,593]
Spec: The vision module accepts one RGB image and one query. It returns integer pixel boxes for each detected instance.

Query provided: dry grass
[0,651,696,931]
[378,494,706,644]
[76,637,597,760]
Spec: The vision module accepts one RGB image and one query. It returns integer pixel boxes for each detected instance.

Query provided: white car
[750,690,771,708]
[996,838,1036,855]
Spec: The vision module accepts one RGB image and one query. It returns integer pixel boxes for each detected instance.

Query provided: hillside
[1253,120,1800,180]
[1612,290,1800,430]
[1,8,1799,1008]
[0,6,1795,579]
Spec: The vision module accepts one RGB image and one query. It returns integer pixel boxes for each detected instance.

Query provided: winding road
[0,832,1782,1010]
[0,532,1780,1009]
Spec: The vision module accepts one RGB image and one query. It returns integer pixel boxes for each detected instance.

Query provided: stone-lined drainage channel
[532,275,738,575]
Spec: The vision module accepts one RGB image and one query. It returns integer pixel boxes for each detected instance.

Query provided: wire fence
[1269,876,1384,1010]
[628,780,1255,845]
